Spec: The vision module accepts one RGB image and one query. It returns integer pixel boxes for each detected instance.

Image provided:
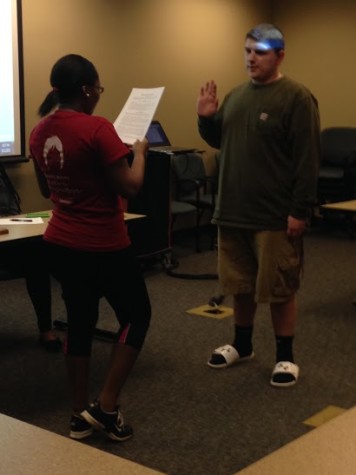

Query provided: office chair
[170,199,199,249]
[170,153,217,252]
[317,127,356,206]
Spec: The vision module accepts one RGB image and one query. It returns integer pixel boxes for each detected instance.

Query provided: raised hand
[197,80,219,117]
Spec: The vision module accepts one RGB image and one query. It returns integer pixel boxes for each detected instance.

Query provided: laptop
[146,120,198,155]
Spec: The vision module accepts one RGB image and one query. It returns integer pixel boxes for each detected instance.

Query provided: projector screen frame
[0,0,27,164]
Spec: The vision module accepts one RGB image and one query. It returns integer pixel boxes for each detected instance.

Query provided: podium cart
[127,151,172,262]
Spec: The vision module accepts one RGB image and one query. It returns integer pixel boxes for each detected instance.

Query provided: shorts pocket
[272,238,302,298]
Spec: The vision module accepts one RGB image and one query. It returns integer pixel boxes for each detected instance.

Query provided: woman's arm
[106,139,149,198]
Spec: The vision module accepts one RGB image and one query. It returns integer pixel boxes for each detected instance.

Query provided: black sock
[232,325,253,357]
[275,335,294,363]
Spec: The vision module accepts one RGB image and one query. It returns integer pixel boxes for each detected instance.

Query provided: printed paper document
[113,87,165,145]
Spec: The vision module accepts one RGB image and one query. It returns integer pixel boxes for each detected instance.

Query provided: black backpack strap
[0,162,22,216]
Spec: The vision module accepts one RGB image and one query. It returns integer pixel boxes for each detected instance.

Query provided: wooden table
[0,210,146,340]
[0,412,164,475]
[321,199,356,212]
[236,406,356,475]
[320,199,356,237]
[0,211,145,242]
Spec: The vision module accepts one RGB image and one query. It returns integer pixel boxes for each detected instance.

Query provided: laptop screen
[146,121,171,146]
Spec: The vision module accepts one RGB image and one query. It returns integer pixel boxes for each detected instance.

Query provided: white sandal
[207,344,254,369]
[270,361,299,387]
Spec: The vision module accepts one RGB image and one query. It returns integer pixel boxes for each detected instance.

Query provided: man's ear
[277,49,285,62]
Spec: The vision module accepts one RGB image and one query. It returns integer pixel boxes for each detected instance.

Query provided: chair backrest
[171,153,206,195]
[321,127,356,166]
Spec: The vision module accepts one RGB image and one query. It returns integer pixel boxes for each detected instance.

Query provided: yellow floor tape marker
[186,304,233,319]
[303,405,346,428]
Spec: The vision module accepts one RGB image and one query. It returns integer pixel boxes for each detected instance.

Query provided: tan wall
[273,0,356,129]
[8,0,270,212]
[10,0,356,212]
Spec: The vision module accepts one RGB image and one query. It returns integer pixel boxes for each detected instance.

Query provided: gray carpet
[0,224,355,475]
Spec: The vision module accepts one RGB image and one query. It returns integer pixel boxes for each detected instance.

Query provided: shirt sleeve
[93,119,131,166]
[289,91,321,219]
[197,115,222,149]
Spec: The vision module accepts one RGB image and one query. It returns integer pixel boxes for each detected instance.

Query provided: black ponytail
[38,90,59,117]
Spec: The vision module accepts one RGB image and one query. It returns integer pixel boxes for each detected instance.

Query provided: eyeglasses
[93,85,105,94]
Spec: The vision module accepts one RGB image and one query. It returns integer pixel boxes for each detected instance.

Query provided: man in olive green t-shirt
[197,23,320,387]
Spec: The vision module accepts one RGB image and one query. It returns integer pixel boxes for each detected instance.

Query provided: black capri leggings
[45,242,151,356]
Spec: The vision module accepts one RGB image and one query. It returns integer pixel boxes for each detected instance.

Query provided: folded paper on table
[0,217,43,225]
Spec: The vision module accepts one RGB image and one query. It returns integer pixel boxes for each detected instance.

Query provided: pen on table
[10,218,33,222]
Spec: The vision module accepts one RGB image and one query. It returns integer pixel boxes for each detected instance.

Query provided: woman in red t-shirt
[30,54,151,442]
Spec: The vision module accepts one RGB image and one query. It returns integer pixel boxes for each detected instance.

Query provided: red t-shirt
[29,110,131,251]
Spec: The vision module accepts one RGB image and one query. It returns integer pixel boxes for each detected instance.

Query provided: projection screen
[0,0,25,163]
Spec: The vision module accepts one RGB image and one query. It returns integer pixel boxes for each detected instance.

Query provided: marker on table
[25,212,50,218]
[10,218,33,222]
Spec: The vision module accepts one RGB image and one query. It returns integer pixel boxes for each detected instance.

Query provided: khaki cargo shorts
[218,227,303,303]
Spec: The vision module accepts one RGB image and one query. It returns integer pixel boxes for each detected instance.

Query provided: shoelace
[116,409,125,428]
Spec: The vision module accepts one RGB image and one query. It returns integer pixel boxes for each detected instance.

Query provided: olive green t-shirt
[198,76,320,230]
